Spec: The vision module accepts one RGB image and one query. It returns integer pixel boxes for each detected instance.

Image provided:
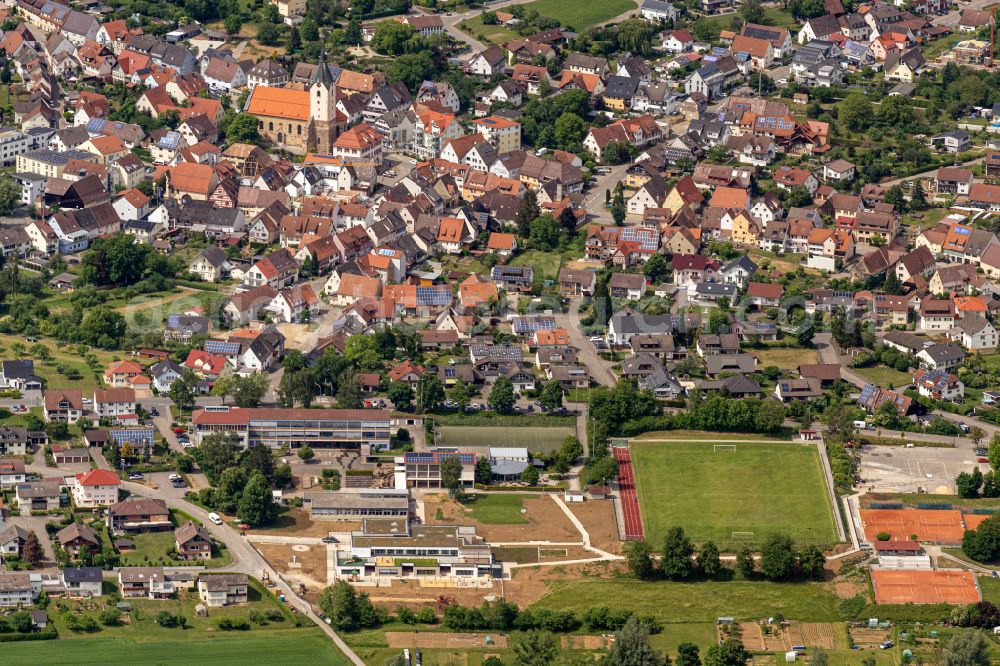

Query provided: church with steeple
[244,53,345,155]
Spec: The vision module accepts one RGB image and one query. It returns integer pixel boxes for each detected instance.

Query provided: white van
[208,513,222,525]
[853,420,868,430]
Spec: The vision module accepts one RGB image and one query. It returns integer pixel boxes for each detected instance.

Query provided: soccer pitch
[630,440,839,548]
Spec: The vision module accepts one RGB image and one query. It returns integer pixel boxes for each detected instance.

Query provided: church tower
[309,51,338,154]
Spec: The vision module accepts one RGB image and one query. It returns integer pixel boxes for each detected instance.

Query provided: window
[268,122,273,131]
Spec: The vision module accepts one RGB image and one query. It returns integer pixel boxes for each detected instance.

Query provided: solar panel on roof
[415,286,450,306]
[111,428,155,444]
[378,248,394,256]
[204,340,241,355]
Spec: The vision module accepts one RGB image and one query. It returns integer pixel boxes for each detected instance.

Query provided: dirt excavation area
[424,494,581,543]
[567,500,622,554]
[256,543,330,592]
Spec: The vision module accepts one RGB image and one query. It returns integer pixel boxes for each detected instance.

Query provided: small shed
[195,603,208,617]
[717,616,735,625]
[587,485,610,500]
[564,490,585,503]
[799,429,819,441]
[114,538,135,552]
[31,610,48,629]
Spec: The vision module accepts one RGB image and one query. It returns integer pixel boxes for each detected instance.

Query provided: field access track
[612,446,644,541]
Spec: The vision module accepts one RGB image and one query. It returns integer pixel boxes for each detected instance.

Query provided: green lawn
[698,6,798,35]
[853,364,913,389]
[458,15,517,44]
[437,425,574,453]
[465,493,537,524]
[509,250,564,284]
[0,335,119,392]
[754,347,819,371]
[3,630,350,665]
[533,578,844,623]
[630,440,839,547]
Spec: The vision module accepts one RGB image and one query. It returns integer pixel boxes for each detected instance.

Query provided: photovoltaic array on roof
[204,340,241,355]
[111,428,155,444]
[512,316,556,333]
[859,384,879,405]
[377,248,395,256]
[404,451,475,464]
[415,286,450,306]
[619,227,659,251]
[157,131,181,150]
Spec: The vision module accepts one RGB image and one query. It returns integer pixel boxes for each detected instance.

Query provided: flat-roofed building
[303,488,410,521]
[191,407,393,451]
[395,449,476,489]
[336,518,501,581]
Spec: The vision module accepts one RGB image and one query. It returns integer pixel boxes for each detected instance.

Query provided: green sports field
[630,440,838,547]
[1,630,351,665]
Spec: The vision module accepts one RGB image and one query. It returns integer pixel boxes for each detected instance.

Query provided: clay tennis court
[871,569,981,604]
[860,509,966,545]
[964,513,992,531]
[613,446,644,540]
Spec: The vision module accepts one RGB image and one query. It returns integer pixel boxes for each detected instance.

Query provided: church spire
[311,49,333,87]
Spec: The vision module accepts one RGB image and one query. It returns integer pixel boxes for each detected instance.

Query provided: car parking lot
[859,444,987,494]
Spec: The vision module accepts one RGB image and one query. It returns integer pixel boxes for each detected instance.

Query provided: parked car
[321,536,338,544]
[150,408,159,416]
[979,457,990,463]
[208,513,223,525]
[128,472,143,480]
[173,427,186,434]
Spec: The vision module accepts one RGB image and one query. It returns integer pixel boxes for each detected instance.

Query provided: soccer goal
[731,531,755,542]
[714,444,737,452]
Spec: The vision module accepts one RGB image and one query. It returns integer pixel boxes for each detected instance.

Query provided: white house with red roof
[70,469,121,508]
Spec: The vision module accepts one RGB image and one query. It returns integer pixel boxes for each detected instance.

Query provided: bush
[99,607,121,626]
[876,531,891,541]
[249,609,269,625]
[217,617,251,631]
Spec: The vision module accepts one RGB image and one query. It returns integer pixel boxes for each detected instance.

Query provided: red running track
[613,446,644,541]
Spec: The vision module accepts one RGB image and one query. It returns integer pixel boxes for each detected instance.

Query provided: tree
[740,0,764,23]
[708,309,729,334]
[963,515,1000,562]
[0,173,20,215]
[698,541,722,578]
[416,373,445,413]
[299,445,315,463]
[78,306,127,348]
[624,539,655,579]
[759,533,796,581]
[553,112,588,152]
[386,52,437,92]
[22,530,41,565]
[387,382,414,412]
[957,470,983,499]
[449,378,475,414]
[10,610,33,633]
[215,466,249,513]
[344,18,362,44]
[440,455,463,496]
[990,433,1000,473]
[754,400,785,434]
[808,648,829,666]
[943,630,990,666]
[643,253,667,283]
[168,368,199,414]
[704,638,750,666]
[196,431,241,485]
[736,544,756,578]
[971,426,986,451]
[475,456,493,484]
[539,381,563,412]
[319,581,360,631]
[661,526,695,579]
[256,22,282,46]
[885,184,906,211]
[242,443,276,485]
[511,630,559,666]
[225,113,260,143]
[489,376,516,412]
[516,189,540,236]
[520,465,539,485]
[371,20,417,56]
[229,373,268,408]
[910,180,927,211]
[677,643,701,666]
[299,17,318,41]
[606,616,665,666]
[286,26,301,54]
[237,471,278,526]
[337,369,363,409]
[838,94,874,131]
[610,182,626,225]
[798,544,825,579]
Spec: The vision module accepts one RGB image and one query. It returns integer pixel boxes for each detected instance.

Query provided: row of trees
[626,527,825,583]
[191,432,287,526]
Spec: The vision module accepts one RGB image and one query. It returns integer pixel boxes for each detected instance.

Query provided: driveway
[6,514,59,562]
[560,296,616,386]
